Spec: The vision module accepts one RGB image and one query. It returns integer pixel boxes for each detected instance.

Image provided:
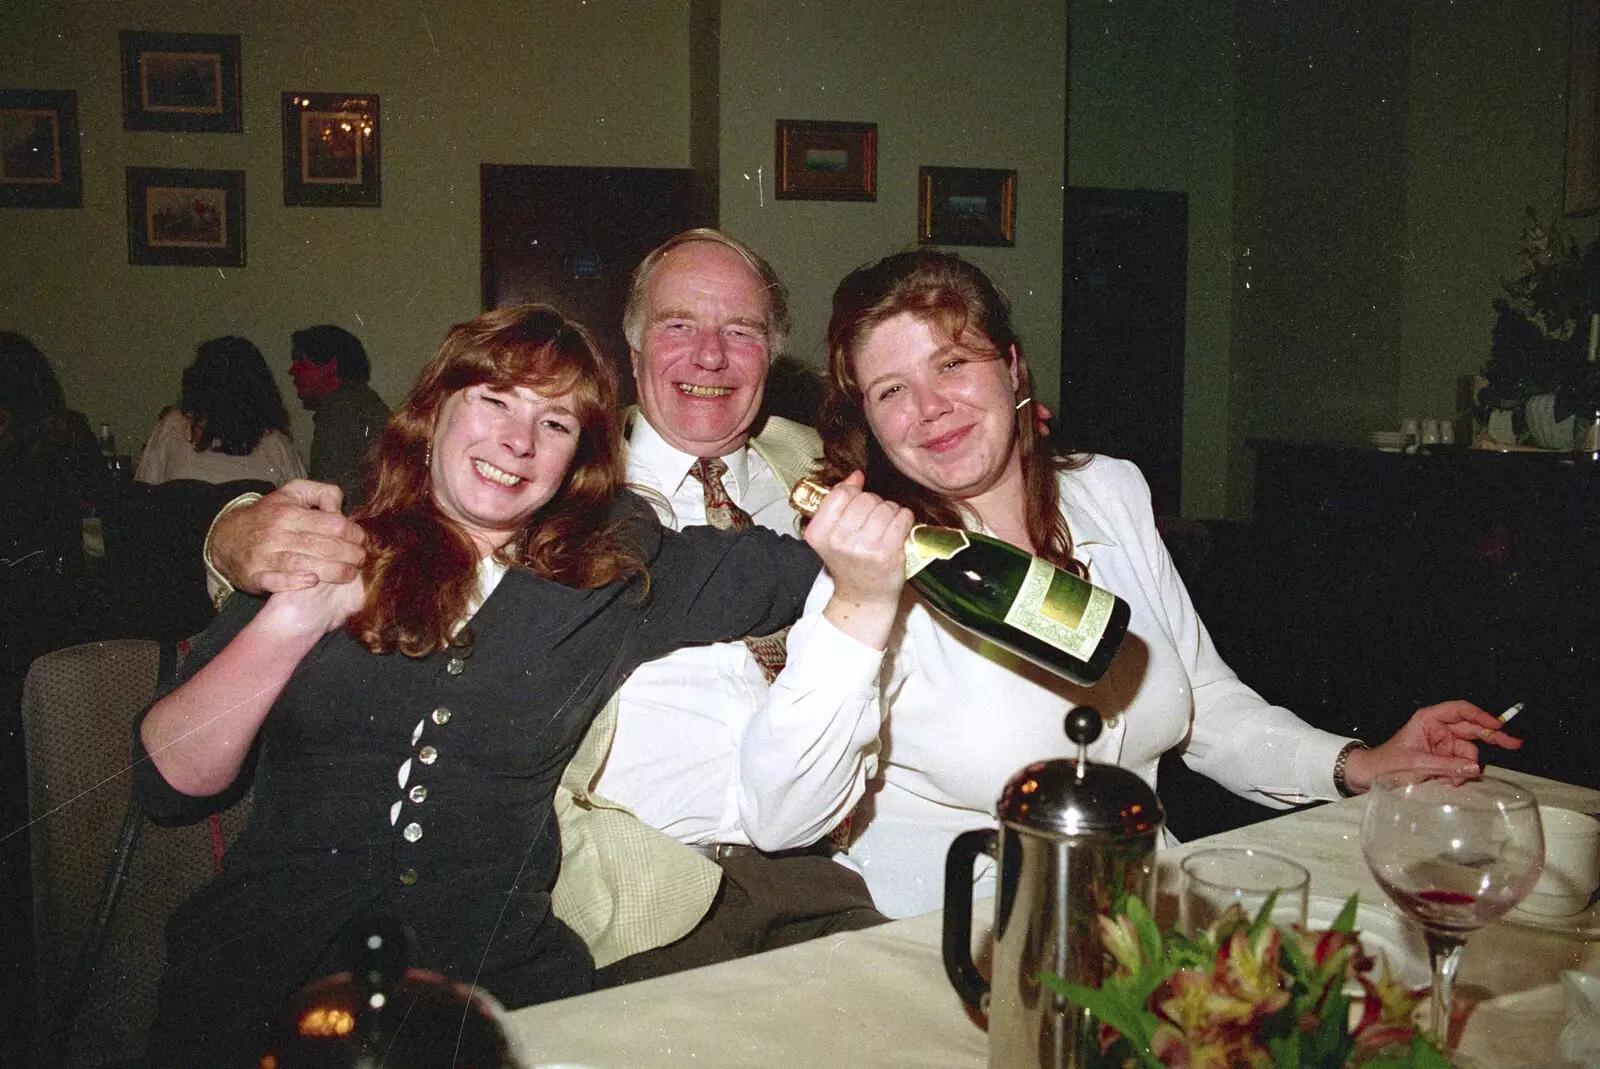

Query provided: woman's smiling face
[854,311,1022,506]
[429,382,582,556]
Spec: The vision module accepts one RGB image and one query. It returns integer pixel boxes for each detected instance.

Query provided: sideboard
[1217,441,1600,790]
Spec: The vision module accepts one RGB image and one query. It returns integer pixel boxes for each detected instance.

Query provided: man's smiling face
[630,241,772,457]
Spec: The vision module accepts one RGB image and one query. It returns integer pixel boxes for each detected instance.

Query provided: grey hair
[621,228,791,358]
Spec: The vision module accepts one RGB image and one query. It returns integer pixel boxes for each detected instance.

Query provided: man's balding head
[626,230,789,457]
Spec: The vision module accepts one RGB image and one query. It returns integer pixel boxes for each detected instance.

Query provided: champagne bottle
[790,478,1130,687]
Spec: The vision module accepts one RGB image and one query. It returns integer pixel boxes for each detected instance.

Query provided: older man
[204,230,898,984]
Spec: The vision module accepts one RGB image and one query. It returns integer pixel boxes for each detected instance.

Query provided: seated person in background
[289,323,390,511]
[135,304,829,1067]
[760,249,1525,919]
[0,331,103,571]
[135,335,305,487]
[204,230,897,987]
[0,332,106,672]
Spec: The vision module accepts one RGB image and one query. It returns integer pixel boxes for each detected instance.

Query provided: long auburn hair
[816,249,1088,576]
[349,304,642,657]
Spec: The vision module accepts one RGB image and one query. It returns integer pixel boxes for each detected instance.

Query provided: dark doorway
[1060,187,1189,516]
[480,165,700,388]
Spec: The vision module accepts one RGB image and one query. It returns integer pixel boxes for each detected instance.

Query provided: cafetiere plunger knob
[1064,706,1101,782]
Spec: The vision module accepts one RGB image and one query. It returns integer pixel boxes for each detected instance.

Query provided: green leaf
[1331,893,1359,934]
[1047,979,1162,1066]
[1267,1032,1303,1069]
[1123,895,1163,968]
[1409,1036,1458,1068]
[1248,889,1282,940]
[1352,1034,1457,1069]
[1312,989,1353,1064]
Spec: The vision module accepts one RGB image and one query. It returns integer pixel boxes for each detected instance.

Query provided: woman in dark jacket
[135,305,822,1066]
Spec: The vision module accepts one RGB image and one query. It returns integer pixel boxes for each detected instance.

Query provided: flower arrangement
[1479,208,1600,430]
[1041,895,1453,1069]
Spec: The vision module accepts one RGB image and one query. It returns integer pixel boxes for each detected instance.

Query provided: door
[480,165,700,390]
[1060,187,1189,515]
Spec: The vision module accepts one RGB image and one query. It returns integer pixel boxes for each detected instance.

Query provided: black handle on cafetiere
[942,827,997,1013]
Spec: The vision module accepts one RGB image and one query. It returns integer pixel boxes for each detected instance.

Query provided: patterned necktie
[689,457,789,683]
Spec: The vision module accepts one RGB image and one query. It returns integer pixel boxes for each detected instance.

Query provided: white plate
[1306,896,1429,986]
[1503,896,1600,940]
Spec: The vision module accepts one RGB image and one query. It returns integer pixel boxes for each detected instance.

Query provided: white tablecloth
[507,768,1599,1068]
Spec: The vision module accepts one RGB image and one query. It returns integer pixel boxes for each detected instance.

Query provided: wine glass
[1361,770,1544,1046]
[1178,847,1310,935]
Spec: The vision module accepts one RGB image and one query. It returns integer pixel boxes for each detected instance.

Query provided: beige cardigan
[550,413,822,966]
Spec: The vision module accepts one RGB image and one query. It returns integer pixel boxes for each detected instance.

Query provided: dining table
[506,767,1600,1068]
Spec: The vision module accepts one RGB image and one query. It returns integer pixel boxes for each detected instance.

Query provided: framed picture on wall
[1566,0,1600,216]
[0,89,82,208]
[120,31,242,133]
[126,166,245,266]
[775,119,877,201]
[917,166,1017,247]
[281,92,380,206]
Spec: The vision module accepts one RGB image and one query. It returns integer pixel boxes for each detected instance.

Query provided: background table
[507,768,1599,1068]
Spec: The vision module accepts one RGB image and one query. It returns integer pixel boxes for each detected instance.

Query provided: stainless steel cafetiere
[942,707,1164,1069]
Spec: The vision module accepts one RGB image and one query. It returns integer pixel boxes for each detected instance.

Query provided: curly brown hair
[349,304,643,657]
[816,249,1087,575]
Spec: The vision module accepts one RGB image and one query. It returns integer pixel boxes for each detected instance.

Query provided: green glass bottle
[791,479,1130,686]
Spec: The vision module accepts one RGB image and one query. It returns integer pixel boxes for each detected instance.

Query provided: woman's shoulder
[609,488,665,557]
[1056,453,1153,507]
[149,407,189,436]
[256,426,299,453]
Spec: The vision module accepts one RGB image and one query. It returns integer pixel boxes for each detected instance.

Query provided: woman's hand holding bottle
[801,470,914,651]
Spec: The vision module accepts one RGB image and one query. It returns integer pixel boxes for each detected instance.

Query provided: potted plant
[1043,895,1454,1068]
[1478,209,1600,446]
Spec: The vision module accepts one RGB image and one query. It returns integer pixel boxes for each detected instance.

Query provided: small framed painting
[0,89,82,208]
[126,166,245,267]
[120,30,242,133]
[775,119,876,201]
[282,92,380,207]
[917,166,1017,247]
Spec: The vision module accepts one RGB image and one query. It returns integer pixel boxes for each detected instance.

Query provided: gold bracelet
[1332,740,1367,797]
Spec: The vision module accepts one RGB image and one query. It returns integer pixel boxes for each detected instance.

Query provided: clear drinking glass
[1361,771,1544,1047]
[1178,846,1311,934]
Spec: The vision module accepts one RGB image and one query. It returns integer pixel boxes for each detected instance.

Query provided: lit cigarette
[1480,702,1523,740]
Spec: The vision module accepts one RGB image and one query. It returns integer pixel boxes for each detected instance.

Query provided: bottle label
[1002,556,1117,660]
[903,524,970,580]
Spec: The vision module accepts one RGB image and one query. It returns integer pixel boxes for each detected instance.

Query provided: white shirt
[135,409,306,487]
[594,415,881,848]
[742,457,1353,919]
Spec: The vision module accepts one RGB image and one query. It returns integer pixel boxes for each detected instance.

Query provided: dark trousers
[594,852,888,987]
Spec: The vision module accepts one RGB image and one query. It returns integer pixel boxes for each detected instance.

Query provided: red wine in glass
[1361,772,1543,1048]
[1376,882,1528,935]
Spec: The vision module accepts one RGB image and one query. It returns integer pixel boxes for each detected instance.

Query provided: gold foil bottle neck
[790,477,829,517]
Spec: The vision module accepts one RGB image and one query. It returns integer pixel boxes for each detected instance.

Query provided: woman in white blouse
[135,336,306,487]
[748,250,1522,919]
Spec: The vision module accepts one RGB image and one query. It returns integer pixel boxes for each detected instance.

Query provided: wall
[4,1,1580,522]
[716,0,1069,394]
[1071,0,1577,518]
[1066,0,1239,518]
[0,0,691,452]
[1226,0,1414,514]
[1398,0,1576,422]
